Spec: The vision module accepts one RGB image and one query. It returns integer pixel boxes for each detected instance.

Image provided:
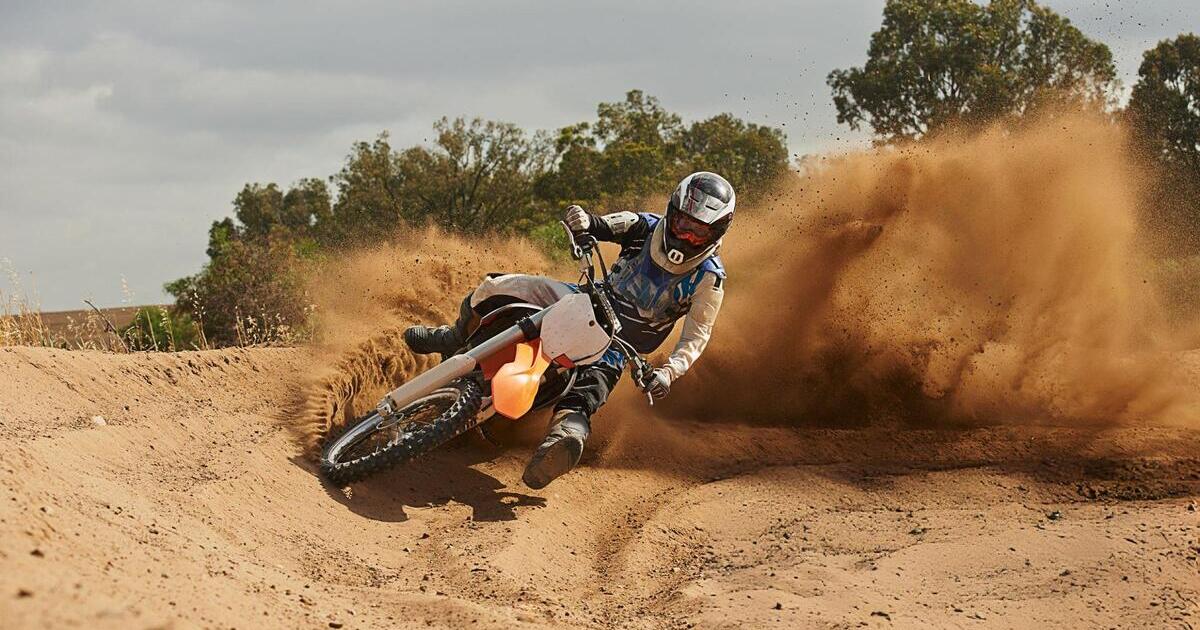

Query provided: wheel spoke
[327,388,461,465]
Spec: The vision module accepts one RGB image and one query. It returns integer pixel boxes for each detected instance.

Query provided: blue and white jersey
[600,213,725,353]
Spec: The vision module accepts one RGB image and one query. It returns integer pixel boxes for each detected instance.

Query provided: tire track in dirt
[3,351,1200,628]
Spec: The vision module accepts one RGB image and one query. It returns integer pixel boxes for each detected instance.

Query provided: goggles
[669,210,719,247]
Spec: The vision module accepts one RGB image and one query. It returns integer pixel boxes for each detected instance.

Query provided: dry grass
[231,306,315,347]
[1,262,56,348]
[1,260,141,350]
[0,295,131,352]
[0,260,296,352]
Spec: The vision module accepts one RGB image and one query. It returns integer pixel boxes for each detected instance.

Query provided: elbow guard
[597,211,640,236]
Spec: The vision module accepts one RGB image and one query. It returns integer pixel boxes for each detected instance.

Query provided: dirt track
[7,111,1200,629]
[2,345,1198,629]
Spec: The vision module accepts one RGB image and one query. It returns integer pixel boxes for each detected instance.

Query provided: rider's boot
[523,409,590,490]
[404,294,478,358]
[403,324,464,357]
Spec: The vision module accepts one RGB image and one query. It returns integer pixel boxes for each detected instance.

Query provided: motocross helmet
[662,171,735,266]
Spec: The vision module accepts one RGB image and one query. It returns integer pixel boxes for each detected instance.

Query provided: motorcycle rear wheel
[319,377,483,485]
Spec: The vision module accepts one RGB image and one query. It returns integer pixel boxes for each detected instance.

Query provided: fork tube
[380,310,547,412]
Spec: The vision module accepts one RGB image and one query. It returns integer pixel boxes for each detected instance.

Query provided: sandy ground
[1,345,1198,629]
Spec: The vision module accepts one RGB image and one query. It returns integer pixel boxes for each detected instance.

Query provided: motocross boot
[404,294,477,359]
[523,409,590,490]
[403,325,464,358]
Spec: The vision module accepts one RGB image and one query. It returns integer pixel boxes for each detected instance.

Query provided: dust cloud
[292,228,559,451]
[296,111,1200,455]
[667,111,1200,427]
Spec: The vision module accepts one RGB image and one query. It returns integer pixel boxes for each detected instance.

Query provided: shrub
[121,306,203,352]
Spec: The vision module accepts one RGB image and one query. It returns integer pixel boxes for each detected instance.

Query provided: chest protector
[605,214,725,353]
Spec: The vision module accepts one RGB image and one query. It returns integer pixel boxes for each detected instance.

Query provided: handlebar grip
[561,221,598,248]
[560,221,586,260]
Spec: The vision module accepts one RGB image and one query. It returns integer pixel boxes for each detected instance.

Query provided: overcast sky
[2,0,1196,310]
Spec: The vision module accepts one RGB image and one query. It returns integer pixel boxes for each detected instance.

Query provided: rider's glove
[646,368,672,400]
[564,205,591,233]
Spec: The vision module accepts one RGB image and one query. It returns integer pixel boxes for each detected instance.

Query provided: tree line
[828,0,1199,250]
[163,0,1199,347]
[166,90,788,344]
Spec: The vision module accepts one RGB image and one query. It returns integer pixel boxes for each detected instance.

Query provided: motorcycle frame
[375,223,652,421]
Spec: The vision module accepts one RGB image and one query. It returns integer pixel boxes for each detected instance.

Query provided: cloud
[1,0,1195,310]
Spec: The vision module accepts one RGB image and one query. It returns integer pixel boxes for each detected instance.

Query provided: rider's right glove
[645,368,672,401]
[564,205,590,233]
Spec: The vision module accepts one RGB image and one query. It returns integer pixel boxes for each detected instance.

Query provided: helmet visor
[669,210,719,247]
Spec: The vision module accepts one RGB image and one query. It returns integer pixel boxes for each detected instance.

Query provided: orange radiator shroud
[486,339,552,419]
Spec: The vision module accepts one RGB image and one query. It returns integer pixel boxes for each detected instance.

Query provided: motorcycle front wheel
[319,377,483,485]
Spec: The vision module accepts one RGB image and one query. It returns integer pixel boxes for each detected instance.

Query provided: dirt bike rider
[404,171,734,489]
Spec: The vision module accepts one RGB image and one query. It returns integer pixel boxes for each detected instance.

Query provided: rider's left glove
[564,205,591,233]
[646,368,672,400]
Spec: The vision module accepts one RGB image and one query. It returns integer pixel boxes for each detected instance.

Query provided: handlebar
[560,221,611,285]
[561,222,655,405]
[610,336,657,406]
[562,220,589,261]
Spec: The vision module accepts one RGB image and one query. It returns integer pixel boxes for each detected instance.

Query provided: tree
[829,0,1116,140]
[168,94,790,346]
[169,179,328,344]
[682,113,789,196]
[282,178,333,234]
[323,120,551,239]
[593,90,683,198]
[166,234,313,345]
[538,90,686,208]
[1129,34,1200,177]
[323,134,405,243]
[233,179,331,240]
[1128,33,1200,251]
[535,90,789,209]
[393,117,552,233]
[533,122,605,208]
[231,183,284,240]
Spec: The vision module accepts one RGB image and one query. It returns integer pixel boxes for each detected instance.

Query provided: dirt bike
[319,223,656,485]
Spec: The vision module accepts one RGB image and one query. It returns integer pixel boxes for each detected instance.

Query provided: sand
[2,346,1198,628]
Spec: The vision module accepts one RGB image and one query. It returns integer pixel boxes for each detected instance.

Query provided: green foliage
[829,0,1116,140]
[526,222,573,263]
[393,117,553,233]
[322,119,552,241]
[1129,34,1200,176]
[682,113,790,194]
[234,179,331,241]
[594,90,685,197]
[533,123,604,209]
[120,306,201,352]
[169,91,790,347]
[167,176,330,345]
[536,90,789,210]
[168,232,315,346]
[321,134,403,243]
[1128,33,1200,252]
[536,91,684,209]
